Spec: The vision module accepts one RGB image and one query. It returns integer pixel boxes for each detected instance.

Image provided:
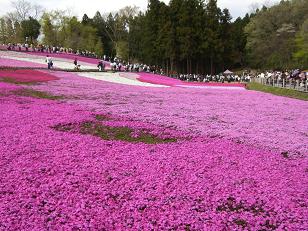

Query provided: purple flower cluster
[136,72,246,88]
[0,70,58,83]
[33,71,308,156]
[0,55,307,230]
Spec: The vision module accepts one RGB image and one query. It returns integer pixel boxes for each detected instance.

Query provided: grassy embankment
[247,82,308,101]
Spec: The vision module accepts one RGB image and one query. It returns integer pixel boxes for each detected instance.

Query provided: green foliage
[0,17,24,43]
[3,0,306,72]
[203,0,223,73]
[124,0,252,74]
[294,19,308,68]
[41,13,56,45]
[20,17,41,42]
[41,11,103,54]
[0,1,253,74]
[232,14,250,67]
[245,0,308,69]
[142,0,167,65]
[13,21,22,43]
[0,18,7,43]
[0,77,34,85]
[82,14,92,25]
[54,121,178,144]
[13,88,64,100]
[125,0,245,74]
[116,40,129,60]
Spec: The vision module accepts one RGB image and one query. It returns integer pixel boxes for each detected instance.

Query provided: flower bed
[0,92,307,229]
[0,82,22,93]
[0,69,59,83]
[0,57,45,68]
[137,72,246,88]
[0,53,307,230]
[31,71,308,156]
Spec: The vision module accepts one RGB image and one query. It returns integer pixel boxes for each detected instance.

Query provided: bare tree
[10,0,44,21]
[118,6,139,21]
[249,0,278,14]
[263,0,278,8]
[32,4,44,19]
[6,11,19,22]
[102,6,140,44]
[11,0,32,21]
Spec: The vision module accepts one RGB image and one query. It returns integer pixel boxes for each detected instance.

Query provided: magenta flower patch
[0,57,45,68]
[0,69,59,83]
[137,72,246,88]
[0,55,307,230]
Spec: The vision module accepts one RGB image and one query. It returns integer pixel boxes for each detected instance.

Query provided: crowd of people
[256,70,307,81]
[6,43,98,58]
[3,43,308,88]
[5,43,164,74]
[255,70,308,89]
[104,55,164,74]
[171,70,307,84]
[173,73,252,83]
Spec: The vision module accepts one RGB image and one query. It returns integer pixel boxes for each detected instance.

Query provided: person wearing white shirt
[46,56,53,69]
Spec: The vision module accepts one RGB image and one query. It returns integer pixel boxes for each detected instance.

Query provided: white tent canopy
[223,70,233,75]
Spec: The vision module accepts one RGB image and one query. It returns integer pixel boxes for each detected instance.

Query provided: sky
[0,0,277,19]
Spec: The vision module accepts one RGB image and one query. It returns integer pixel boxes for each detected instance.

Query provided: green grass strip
[247,82,308,101]
[13,89,64,100]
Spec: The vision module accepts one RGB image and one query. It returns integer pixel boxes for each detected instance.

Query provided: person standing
[97,61,103,71]
[46,55,53,69]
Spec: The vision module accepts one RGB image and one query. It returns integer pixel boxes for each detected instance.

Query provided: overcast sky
[0,0,276,19]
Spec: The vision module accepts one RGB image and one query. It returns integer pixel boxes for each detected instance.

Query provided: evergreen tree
[20,16,41,43]
[82,14,90,25]
[204,0,223,74]
[232,14,250,67]
[142,0,164,65]
[219,8,233,70]
[93,11,112,55]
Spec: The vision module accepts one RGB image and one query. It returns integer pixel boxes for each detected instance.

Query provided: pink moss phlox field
[137,72,246,88]
[0,57,45,68]
[32,71,308,156]
[136,72,183,86]
[0,70,59,83]
[0,55,308,230]
[0,82,22,92]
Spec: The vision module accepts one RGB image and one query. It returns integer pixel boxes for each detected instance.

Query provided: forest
[0,0,307,74]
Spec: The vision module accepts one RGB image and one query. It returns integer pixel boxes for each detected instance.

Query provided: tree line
[0,0,307,74]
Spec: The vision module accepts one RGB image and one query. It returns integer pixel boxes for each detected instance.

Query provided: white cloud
[217,0,278,19]
[0,0,277,19]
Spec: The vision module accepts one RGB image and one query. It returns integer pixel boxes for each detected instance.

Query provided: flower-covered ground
[136,72,246,88]
[0,52,307,230]
[0,70,59,83]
